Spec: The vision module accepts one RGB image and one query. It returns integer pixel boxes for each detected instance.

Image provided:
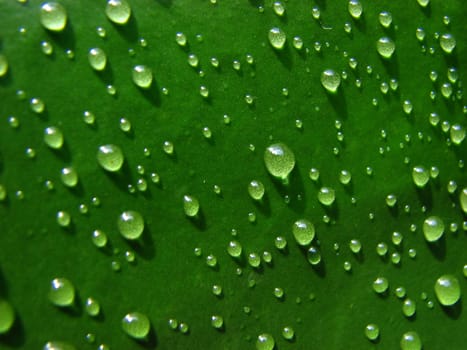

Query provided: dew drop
[365,323,379,341]
[268,27,286,50]
[379,11,392,27]
[292,219,315,246]
[106,0,131,25]
[434,275,461,306]
[132,65,153,89]
[450,124,465,145]
[272,1,285,16]
[117,210,144,240]
[56,210,71,227]
[121,312,150,339]
[373,277,389,294]
[248,180,265,200]
[183,195,199,217]
[423,216,444,242]
[92,229,108,248]
[60,167,78,187]
[0,300,15,334]
[97,144,124,172]
[403,298,416,317]
[227,241,242,258]
[376,37,395,59]
[412,166,429,187]
[85,297,100,317]
[318,187,335,206]
[40,2,67,32]
[348,0,363,19]
[0,55,8,77]
[48,278,75,307]
[321,69,341,93]
[211,315,223,329]
[307,246,321,265]
[439,33,456,53]
[264,143,295,181]
[88,48,107,71]
[400,331,422,350]
[30,97,45,113]
[44,126,64,149]
[256,333,275,350]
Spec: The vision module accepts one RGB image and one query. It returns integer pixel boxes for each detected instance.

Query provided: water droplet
[339,170,352,185]
[412,166,429,187]
[292,219,315,246]
[460,188,467,213]
[274,236,287,250]
[121,312,150,339]
[92,229,108,248]
[211,315,223,329]
[168,318,178,330]
[0,300,15,334]
[0,55,8,77]
[318,187,335,206]
[282,326,294,340]
[60,167,78,187]
[417,0,429,7]
[309,168,320,181]
[248,180,265,200]
[206,254,217,267]
[292,36,303,50]
[373,277,389,294]
[264,143,295,181]
[365,323,379,341]
[248,252,261,268]
[44,126,64,149]
[321,69,341,93]
[183,195,199,217]
[307,246,321,265]
[117,210,144,240]
[400,331,422,350]
[56,210,71,227]
[212,284,222,296]
[132,65,153,89]
[256,333,275,350]
[200,85,209,98]
[403,298,416,317]
[349,239,362,253]
[41,41,53,55]
[97,144,124,172]
[376,37,395,59]
[106,0,131,25]
[40,2,67,32]
[85,297,100,317]
[440,33,456,53]
[273,1,285,16]
[348,0,363,19]
[88,48,107,71]
[395,286,407,299]
[268,27,286,50]
[227,240,242,258]
[450,124,465,145]
[434,275,461,306]
[179,322,189,333]
[402,100,413,114]
[423,216,444,242]
[175,32,187,46]
[43,341,76,350]
[386,194,397,207]
[30,97,45,113]
[48,278,75,307]
[379,11,392,27]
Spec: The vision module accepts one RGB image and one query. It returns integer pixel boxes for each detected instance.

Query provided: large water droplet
[183,195,200,217]
[434,275,461,306]
[88,48,107,71]
[121,312,150,339]
[97,144,124,172]
[348,0,363,19]
[292,219,315,246]
[48,278,75,307]
[117,210,144,240]
[44,126,64,149]
[423,216,444,242]
[376,37,395,58]
[264,143,295,181]
[132,65,153,89]
[40,2,67,32]
[268,27,286,49]
[400,331,422,350]
[106,0,131,25]
[321,69,341,93]
[256,333,275,350]
[0,300,15,334]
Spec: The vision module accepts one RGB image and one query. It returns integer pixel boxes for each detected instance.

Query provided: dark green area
[0,0,466,349]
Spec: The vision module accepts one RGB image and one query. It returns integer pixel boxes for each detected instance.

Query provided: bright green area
[0,0,466,349]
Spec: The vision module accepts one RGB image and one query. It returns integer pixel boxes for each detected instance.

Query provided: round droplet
[400,331,422,350]
[88,48,107,71]
[379,11,392,27]
[60,167,78,187]
[412,166,429,188]
[423,216,444,242]
[41,41,53,55]
[373,277,389,294]
[92,229,108,248]
[349,239,362,253]
[434,275,461,306]
[365,323,379,341]
[275,236,287,250]
[210,315,223,329]
[403,298,416,317]
[376,37,395,59]
[0,300,15,334]
[348,0,363,19]
[264,143,295,180]
[227,240,242,258]
[117,210,144,240]
[256,333,275,350]
[318,187,335,206]
[273,287,284,299]
[292,219,315,246]
[376,242,388,256]
[56,211,71,227]
[282,326,294,340]
[44,126,64,149]
[321,69,341,93]
[183,195,199,217]
[268,27,286,50]
[248,253,261,268]
[40,2,67,32]
[97,144,124,172]
[386,194,397,207]
[248,180,265,200]
[450,124,465,145]
[132,65,153,89]
[48,278,75,307]
[206,254,217,267]
[0,55,8,77]
[106,0,131,25]
[440,33,456,54]
[121,312,150,339]
[85,297,100,317]
[307,246,321,265]
[339,170,352,185]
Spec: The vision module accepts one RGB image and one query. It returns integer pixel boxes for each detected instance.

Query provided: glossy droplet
[41,41,53,55]
[373,277,389,294]
[435,275,461,306]
[348,0,363,19]
[92,229,108,248]
[227,240,242,258]
[318,187,335,206]
[56,211,71,227]
[376,37,395,59]
[117,210,144,240]
[282,326,294,340]
[339,170,352,185]
[460,188,467,213]
[175,32,187,46]
[30,97,45,113]
[211,315,223,329]
[412,166,429,187]
[106,0,131,25]
[60,167,78,187]
[43,341,76,350]
[379,11,392,27]
[0,55,8,77]
[400,331,422,350]
[403,298,416,317]
[450,124,465,145]
[88,48,107,71]
[248,252,261,268]
[264,143,295,180]
[0,300,15,334]
[85,297,100,317]
[40,2,67,32]
[417,0,429,7]
[132,65,153,89]
[440,33,456,54]
[97,144,124,172]
[44,126,64,149]
[256,333,275,350]
[321,69,341,93]
[423,216,444,242]
[248,180,265,200]
[292,219,315,246]
[273,1,285,16]
[275,236,287,250]
[268,27,286,50]
[365,323,379,341]
[122,312,150,339]
[183,195,200,217]
[48,278,75,307]
[307,246,321,265]
[349,239,362,253]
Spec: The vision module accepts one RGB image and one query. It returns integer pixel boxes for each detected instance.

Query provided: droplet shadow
[0,310,25,348]
[441,298,462,320]
[272,44,293,71]
[188,209,207,231]
[253,194,271,217]
[126,226,156,260]
[111,14,139,43]
[46,20,76,51]
[426,234,446,261]
[326,87,348,120]
[137,79,161,107]
[415,185,433,211]
[102,161,134,192]
[270,166,306,214]
[136,325,158,349]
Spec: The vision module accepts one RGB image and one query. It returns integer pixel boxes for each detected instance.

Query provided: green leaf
[0,0,466,349]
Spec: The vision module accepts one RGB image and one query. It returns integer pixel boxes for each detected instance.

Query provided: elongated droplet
[292,219,315,246]
[183,195,200,217]
[321,69,341,93]
[268,27,286,50]
[97,144,124,172]
[40,2,67,32]
[423,216,444,242]
[400,331,422,350]
[106,0,131,25]
[88,48,107,71]
[264,143,295,180]
[376,37,395,58]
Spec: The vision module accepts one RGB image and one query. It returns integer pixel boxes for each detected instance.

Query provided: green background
[0,0,466,349]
